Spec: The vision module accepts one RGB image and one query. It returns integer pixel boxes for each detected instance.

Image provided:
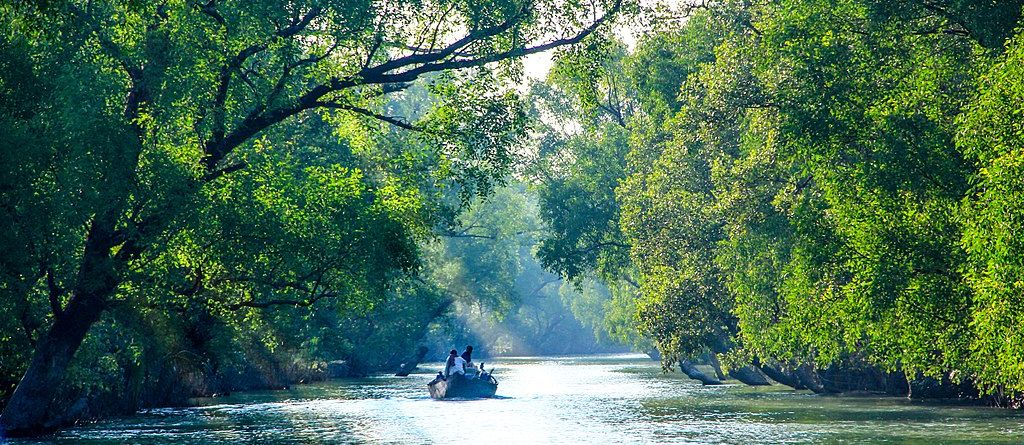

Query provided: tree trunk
[794,364,831,394]
[707,354,728,381]
[756,359,806,390]
[0,294,107,435]
[729,365,771,386]
[679,360,722,385]
[1,221,118,436]
[395,346,430,377]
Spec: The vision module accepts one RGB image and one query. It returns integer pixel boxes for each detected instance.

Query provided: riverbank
[9,354,1024,444]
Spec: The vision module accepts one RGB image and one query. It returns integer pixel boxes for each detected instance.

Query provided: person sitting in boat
[444,350,456,377]
[478,362,488,380]
[461,345,480,376]
[430,371,445,385]
[451,352,467,377]
[445,349,467,378]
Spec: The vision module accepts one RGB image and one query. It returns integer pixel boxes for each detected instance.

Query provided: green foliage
[423,184,618,356]
[724,0,981,376]
[0,0,626,423]
[534,122,631,281]
[531,0,1024,396]
[421,72,529,204]
[959,31,1024,393]
[7,0,1024,423]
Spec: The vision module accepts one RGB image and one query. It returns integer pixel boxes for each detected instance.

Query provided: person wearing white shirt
[450,354,467,376]
[444,349,468,379]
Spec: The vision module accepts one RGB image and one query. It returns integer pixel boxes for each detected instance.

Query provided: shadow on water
[430,395,515,401]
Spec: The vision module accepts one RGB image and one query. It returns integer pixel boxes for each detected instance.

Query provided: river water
[9,354,1024,444]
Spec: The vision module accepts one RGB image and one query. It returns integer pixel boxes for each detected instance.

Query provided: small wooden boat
[428,373,498,399]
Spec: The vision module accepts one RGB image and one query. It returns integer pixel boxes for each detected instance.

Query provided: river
[9,354,1024,444]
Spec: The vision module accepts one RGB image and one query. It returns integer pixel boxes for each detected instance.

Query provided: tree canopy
[6,0,1024,436]
[529,0,1024,398]
[0,0,624,435]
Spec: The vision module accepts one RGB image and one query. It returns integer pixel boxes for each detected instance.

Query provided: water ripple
[11,355,1024,445]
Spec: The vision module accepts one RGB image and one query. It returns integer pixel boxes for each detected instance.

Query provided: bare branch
[227,295,329,310]
[441,232,497,240]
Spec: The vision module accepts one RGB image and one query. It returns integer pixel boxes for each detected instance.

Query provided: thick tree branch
[597,102,626,127]
[277,6,323,38]
[202,6,325,169]
[174,267,204,297]
[202,0,621,173]
[195,0,226,26]
[367,0,621,86]
[316,102,422,131]
[46,267,64,318]
[204,160,248,181]
[526,277,561,299]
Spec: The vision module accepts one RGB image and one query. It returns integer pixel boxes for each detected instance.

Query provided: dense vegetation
[532,0,1024,403]
[5,0,1024,437]
[0,0,624,435]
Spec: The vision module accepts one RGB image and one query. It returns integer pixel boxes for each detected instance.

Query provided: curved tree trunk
[756,360,806,390]
[707,354,728,381]
[1,221,118,436]
[2,53,148,436]
[729,365,771,386]
[679,360,722,385]
[0,297,106,435]
[395,346,430,376]
[794,364,831,394]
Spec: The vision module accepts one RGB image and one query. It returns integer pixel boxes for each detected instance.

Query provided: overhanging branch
[203,0,622,171]
[316,102,422,131]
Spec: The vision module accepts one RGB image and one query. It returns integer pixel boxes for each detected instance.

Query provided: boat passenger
[461,345,473,364]
[450,350,467,377]
[430,371,445,385]
[444,350,457,377]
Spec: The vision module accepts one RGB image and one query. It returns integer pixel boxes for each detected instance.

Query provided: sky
[520,20,646,83]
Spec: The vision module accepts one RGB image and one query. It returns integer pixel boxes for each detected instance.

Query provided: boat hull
[428,375,498,399]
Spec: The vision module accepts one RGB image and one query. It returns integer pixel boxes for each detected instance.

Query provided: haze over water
[12,354,1024,444]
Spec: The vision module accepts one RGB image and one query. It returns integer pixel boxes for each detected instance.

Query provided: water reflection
[12,354,1024,444]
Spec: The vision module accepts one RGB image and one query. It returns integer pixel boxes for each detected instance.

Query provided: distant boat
[428,373,498,399]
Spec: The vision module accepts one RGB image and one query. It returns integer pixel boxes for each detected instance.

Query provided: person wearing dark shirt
[460,345,473,363]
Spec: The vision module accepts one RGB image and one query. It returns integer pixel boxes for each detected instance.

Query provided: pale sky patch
[521,21,645,84]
